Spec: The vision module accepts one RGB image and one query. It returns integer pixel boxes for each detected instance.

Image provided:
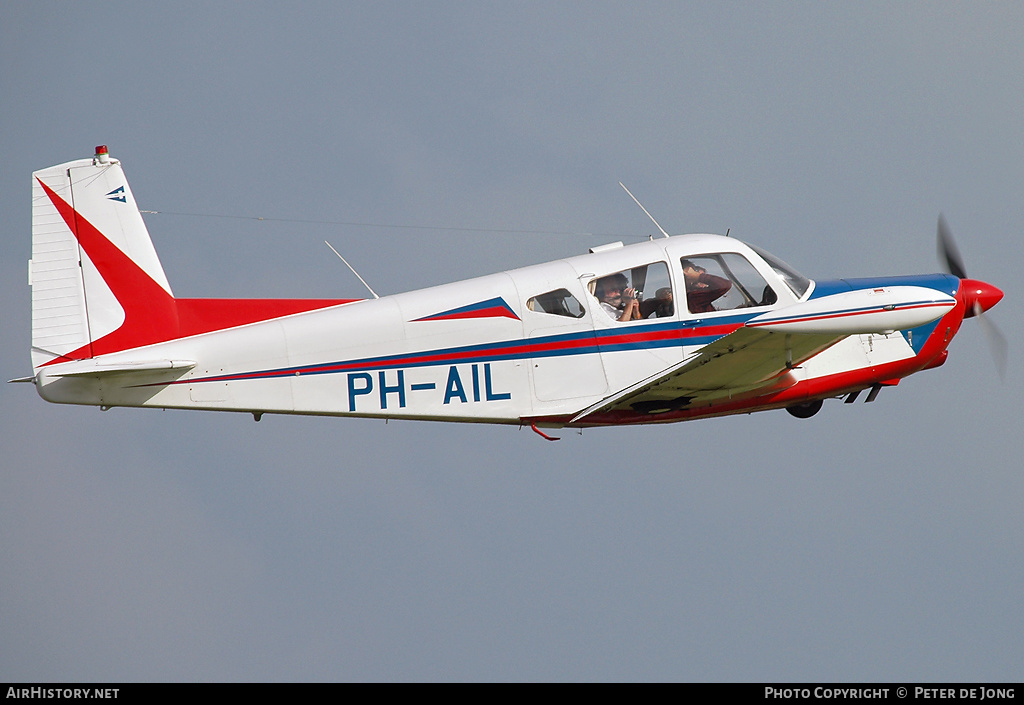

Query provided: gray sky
[2,2,1021,681]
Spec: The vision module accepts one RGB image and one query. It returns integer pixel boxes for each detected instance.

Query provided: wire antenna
[619,182,670,239]
[324,241,380,299]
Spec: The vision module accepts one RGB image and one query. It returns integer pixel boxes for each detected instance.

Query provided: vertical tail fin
[31,147,177,370]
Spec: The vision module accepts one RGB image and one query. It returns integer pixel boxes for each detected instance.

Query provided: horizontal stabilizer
[44,359,197,378]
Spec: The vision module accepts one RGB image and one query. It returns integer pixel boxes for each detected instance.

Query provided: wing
[571,327,840,421]
[571,284,957,421]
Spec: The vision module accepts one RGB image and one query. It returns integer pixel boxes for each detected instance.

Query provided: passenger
[594,273,641,322]
[641,287,674,318]
[681,259,731,313]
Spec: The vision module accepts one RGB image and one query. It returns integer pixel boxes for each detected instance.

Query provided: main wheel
[786,399,823,419]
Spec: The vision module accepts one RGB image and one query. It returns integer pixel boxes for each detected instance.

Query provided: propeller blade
[975,302,1009,380]
[937,214,967,279]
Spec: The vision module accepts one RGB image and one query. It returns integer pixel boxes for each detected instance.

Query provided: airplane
[17,146,1004,440]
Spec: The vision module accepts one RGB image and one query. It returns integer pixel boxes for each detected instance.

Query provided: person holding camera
[595,273,642,322]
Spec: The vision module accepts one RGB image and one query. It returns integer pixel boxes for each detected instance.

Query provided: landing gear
[786,399,823,419]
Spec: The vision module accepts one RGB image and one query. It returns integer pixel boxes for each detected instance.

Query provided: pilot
[595,272,641,322]
[681,259,731,313]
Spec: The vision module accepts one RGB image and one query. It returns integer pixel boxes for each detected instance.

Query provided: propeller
[937,214,967,280]
[937,215,1007,378]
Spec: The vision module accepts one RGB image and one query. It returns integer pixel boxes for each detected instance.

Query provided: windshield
[749,245,811,298]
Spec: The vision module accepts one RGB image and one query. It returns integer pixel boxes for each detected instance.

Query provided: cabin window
[526,288,586,318]
[589,262,674,323]
[680,254,777,314]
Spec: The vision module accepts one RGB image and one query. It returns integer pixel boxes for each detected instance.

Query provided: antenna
[324,241,380,299]
[619,182,670,239]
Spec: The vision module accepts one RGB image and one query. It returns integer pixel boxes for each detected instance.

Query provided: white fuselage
[36,234,949,427]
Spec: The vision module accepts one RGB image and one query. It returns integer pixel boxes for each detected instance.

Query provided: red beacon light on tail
[94,145,110,165]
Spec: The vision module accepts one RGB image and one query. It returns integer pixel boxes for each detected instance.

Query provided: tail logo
[106,186,126,203]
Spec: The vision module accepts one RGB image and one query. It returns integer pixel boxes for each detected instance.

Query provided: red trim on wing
[37,178,356,363]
